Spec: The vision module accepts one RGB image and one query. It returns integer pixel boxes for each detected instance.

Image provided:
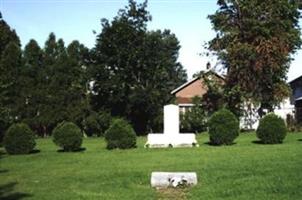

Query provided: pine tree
[36,34,90,135]
[0,42,22,139]
[21,39,46,135]
[0,14,21,140]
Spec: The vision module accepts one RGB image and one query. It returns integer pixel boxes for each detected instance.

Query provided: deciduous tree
[208,0,301,116]
[91,0,187,134]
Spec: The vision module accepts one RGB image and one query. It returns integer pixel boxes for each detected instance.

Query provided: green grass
[1,133,302,200]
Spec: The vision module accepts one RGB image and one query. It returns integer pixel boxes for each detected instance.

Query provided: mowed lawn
[1,133,302,200]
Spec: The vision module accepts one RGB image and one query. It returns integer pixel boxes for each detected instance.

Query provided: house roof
[171,77,200,95]
[171,70,225,95]
[289,75,302,84]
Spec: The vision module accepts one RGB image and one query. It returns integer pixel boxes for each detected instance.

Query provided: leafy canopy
[208,0,301,115]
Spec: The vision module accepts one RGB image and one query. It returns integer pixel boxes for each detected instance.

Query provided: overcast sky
[1,0,301,81]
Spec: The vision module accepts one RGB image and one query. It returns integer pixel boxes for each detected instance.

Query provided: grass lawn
[1,133,302,200]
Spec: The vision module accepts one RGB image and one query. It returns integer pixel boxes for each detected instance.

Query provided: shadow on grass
[0,169,9,173]
[203,142,237,146]
[57,147,86,153]
[252,140,265,145]
[252,140,283,145]
[0,150,5,157]
[0,149,40,156]
[0,182,32,200]
[30,149,41,154]
[298,139,302,142]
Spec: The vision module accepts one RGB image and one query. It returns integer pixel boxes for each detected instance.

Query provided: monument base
[145,133,198,148]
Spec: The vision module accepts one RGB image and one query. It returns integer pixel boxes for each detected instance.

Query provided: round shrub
[256,113,287,144]
[83,111,111,137]
[52,122,83,151]
[3,123,36,154]
[104,118,136,150]
[208,109,239,145]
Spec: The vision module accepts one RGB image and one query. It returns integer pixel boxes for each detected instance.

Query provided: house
[171,70,224,113]
[289,75,302,123]
[171,70,301,129]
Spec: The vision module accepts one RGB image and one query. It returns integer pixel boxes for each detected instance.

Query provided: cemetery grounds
[1,133,302,200]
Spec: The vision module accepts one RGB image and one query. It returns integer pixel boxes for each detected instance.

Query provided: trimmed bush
[256,113,287,144]
[208,109,239,145]
[83,111,111,137]
[52,122,83,151]
[3,123,36,154]
[104,118,136,150]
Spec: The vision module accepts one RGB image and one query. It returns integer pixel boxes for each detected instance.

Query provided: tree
[0,14,21,141]
[91,0,187,135]
[0,13,20,56]
[208,0,301,116]
[20,34,90,136]
[0,42,22,140]
[200,71,226,117]
[20,39,45,134]
[40,34,90,135]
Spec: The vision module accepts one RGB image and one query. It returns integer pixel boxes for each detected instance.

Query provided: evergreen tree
[21,39,45,135]
[0,13,20,56]
[0,14,21,141]
[38,34,90,135]
[0,42,22,139]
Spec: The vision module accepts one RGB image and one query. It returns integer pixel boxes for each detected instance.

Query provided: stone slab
[151,172,198,188]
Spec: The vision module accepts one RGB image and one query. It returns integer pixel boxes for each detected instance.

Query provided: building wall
[240,98,295,130]
[175,79,207,104]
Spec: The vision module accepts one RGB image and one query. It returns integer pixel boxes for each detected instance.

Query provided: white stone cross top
[145,104,198,148]
[163,104,179,135]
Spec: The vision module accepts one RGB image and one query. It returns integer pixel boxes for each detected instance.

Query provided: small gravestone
[145,104,198,148]
[151,172,198,188]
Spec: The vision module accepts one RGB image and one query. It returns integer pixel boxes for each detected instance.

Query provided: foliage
[83,111,111,136]
[104,118,136,150]
[0,13,20,56]
[3,123,36,154]
[0,42,22,141]
[200,71,226,116]
[256,113,287,144]
[208,0,301,115]
[90,0,187,135]
[208,108,239,145]
[19,39,46,135]
[40,35,90,135]
[180,96,206,133]
[286,113,301,132]
[0,15,22,142]
[52,122,83,151]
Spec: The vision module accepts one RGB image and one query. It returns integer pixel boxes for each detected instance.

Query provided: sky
[1,0,301,81]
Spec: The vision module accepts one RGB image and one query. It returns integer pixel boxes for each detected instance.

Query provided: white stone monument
[145,104,198,148]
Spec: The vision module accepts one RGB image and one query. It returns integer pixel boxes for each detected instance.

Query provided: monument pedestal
[146,134,197,148]
[145,104,198,148]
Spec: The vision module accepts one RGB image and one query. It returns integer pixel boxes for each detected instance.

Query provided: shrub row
[3,118,137,154]
[2,109,288,154]
[208,109,287,145]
